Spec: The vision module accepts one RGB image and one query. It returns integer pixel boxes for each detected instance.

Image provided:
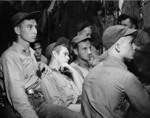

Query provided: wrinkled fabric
[71,61,92,82]
[41,68,80,107]
[1,42,40,118]
[1,42,84,118]
[82,55,150,118]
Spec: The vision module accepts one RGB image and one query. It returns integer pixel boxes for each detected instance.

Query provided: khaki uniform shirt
[1,42,40,118]
[71,61,93,84]
[82,55,150,118]
[41,68,80,107]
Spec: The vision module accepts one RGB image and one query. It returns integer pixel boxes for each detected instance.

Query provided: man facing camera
[71,35,93,83]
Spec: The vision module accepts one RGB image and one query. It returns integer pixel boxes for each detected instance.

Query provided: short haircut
[51,44,68,58]
[118,15,138,29]
[77,21,91,33]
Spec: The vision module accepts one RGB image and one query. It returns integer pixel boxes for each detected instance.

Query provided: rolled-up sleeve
[124,73,150,117]
[2,54,38,118]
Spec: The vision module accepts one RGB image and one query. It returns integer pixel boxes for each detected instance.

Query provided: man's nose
[37,50,40,54]
[33,26,37,34]
[132,43,137,50]
[66,55,70,61]
[87,35,91,38]
[87,48,91,54]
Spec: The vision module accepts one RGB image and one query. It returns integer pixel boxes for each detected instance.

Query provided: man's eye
[87,34,90,37]
[64,53,68,56]
[27,25,34,29]
[84,47,87,50]
[28,26,32,29]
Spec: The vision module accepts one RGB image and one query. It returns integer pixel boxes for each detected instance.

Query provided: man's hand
[37,62,51,78]
[60,63,75,74]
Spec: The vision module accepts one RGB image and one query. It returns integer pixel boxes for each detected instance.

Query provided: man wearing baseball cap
[82,25,150,118]
[0,11,84,118]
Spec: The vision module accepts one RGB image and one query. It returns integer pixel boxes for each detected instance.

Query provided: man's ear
[73,48,78,55]
[14,26,20,35]
[115,44,120,53]
[131,24,136,29]
[52,50,57,58]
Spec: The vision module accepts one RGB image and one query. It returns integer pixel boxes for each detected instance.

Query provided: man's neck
[107,49,124,62]
[76,57,90,69]
[49,59,60,71]
[17,37,30,53]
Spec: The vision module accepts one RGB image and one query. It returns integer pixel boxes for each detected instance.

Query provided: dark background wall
[0,0,120,56]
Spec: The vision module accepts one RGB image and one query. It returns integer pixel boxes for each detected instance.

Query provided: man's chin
[31,38,36,42]
[125,57,133,62]
[35,56,41,60]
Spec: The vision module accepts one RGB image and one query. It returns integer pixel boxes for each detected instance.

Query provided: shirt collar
[12,42,35,56]
[74,60,92,71]
[106,55,127,70]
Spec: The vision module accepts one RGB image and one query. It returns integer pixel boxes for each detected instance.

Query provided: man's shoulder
[41,55,48,64]
[70,61,88,72]
[87,61,131,79]
[1,46,17,60]
[70,61,80,70]
[124,71,138,81]
[85,64,137,89]
[70,62,77,66]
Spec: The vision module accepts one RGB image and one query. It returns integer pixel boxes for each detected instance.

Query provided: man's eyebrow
[27,23,34,26]
[27,22,37,26]
[64,51,69,55]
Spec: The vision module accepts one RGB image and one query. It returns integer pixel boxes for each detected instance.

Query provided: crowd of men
[0,2,150,117]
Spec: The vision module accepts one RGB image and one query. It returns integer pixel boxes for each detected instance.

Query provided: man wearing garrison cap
[71,35,93,84]
[82,25,150,118]
[0,11,84,118]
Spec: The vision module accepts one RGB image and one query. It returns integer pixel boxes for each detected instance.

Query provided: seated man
[71,35,93,83]
[76,21,99,66]
[41,37,82,113]
[31,39,48,64]
[82,25,150,118]
[0,11,84,118]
